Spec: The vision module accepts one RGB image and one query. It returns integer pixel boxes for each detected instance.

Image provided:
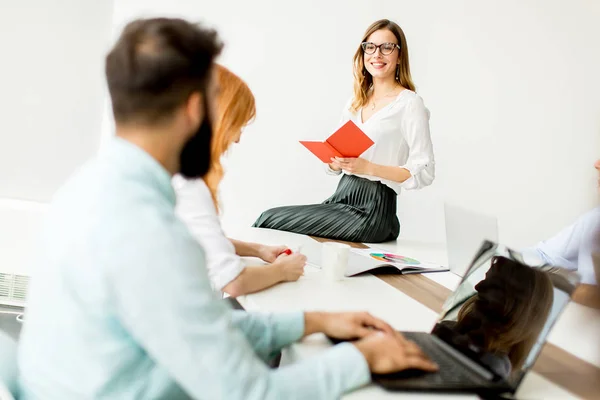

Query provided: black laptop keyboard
[375,332,487,386]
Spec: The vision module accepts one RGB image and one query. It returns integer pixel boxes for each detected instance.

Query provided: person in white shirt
[529,159,600,285]
[174,65,305,296]
[253,19,435,243]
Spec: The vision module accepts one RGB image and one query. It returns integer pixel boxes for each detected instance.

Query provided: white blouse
[172,174,245,291]
[326,90,435,194]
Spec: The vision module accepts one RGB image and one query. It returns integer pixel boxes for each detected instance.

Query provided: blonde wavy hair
[351,19,416,113]
[204,65,256,209]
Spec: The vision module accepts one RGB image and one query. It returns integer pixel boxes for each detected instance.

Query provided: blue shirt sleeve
[108,219,371,399]
[231,310,304,362]
[535,214,584,270]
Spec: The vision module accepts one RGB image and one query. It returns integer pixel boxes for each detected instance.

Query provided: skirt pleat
[252,175,400,243]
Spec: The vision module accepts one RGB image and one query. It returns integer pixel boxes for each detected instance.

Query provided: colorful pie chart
[369,253,420,265]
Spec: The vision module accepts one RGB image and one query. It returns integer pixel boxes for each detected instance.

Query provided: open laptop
[331,240,581,397]
[444,203,498,277]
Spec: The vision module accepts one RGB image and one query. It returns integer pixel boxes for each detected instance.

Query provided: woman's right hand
[329,158,343,171]
[275,253,306,282]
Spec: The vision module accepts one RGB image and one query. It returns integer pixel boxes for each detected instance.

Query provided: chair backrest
[0,331,17,400]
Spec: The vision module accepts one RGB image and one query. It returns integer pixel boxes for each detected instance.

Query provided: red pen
[279,249,292,256]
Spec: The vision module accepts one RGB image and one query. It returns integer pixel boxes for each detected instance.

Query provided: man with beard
[16,18,436,399]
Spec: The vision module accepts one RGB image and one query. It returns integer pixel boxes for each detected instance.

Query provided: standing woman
[253,19,435,243]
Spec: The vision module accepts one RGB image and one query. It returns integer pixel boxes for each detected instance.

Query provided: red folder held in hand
[300,121,374,163]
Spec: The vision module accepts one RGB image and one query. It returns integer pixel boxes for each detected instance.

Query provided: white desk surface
[230,227,599,399]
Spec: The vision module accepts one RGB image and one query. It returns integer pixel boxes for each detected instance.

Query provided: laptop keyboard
[375,332,487,386]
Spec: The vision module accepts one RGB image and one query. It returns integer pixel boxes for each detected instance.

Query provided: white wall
[0,1,114,274]
[113,0,600,250]
[1,0,595,276]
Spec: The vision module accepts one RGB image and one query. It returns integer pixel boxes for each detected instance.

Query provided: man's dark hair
[105,18,223,124]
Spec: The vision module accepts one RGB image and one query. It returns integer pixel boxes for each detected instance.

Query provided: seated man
[528,159,600,285]
[17,17,436,399]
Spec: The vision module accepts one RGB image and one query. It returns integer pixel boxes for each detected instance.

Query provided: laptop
[444,203,498,277]
[330,240,581,397]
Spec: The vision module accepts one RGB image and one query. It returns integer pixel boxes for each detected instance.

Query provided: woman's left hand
[332,157,373,175]
[305,311,395,339]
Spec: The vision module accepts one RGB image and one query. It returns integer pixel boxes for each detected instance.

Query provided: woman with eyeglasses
[254,19,435,243]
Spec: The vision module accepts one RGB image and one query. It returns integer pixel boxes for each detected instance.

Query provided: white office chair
[0,331,17,400]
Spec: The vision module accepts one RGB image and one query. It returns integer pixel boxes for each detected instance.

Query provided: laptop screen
[433,240,581,387]
[444,203,498,277]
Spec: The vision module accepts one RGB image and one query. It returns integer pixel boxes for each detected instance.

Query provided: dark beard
[179,103,213,179]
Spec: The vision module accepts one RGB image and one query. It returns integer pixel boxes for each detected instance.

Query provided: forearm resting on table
[222,264,283,297]
[230,239,262,258]
[368,163,412,183]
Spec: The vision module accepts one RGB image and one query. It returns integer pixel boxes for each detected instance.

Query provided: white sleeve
[173,176,245,290]
[399,95,436,190]
[534,210,595,271]
[325,164,342,175]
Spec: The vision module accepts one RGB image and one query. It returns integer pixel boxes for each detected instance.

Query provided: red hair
[204,65,256,209]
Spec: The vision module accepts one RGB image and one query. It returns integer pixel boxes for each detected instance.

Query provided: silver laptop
[330,240,582,396]
[444,203,498,277]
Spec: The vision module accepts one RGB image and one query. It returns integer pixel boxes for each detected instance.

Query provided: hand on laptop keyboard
[318,311,395,340]
[353,331,439,375]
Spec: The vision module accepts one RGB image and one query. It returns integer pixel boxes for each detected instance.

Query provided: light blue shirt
[17,138,369,399]
[531,207,599,284]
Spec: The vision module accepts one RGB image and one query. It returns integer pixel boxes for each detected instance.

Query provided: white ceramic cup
[321,242,350,281]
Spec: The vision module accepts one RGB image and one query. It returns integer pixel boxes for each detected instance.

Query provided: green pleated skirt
[252,174,400,243]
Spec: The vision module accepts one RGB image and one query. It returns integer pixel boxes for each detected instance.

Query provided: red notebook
[300,121,374,163]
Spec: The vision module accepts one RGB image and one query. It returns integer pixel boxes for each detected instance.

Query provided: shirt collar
[103,137,177,207]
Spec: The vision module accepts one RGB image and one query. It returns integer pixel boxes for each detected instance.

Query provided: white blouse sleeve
[325,164,343,175]
[534,218,582,271]
[172,176,245,291]
[324,97,354,176]
[399,95,436,190]
[535,208,600,270]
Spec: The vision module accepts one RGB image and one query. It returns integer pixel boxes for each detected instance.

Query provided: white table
[231,227,599,399]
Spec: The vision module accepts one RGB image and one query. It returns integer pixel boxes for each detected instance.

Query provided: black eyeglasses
[361,42,400,55]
